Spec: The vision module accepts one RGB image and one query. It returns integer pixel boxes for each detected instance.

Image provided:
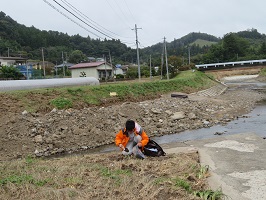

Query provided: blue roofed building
[16,65,33,79]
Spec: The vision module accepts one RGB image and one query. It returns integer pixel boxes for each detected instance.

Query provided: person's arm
[138,130,149,147]
[115,130,125,150]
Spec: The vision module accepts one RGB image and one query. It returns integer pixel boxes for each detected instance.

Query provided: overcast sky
[1,0,266,48]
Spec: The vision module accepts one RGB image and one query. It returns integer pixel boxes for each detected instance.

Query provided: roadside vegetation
[2,70,215,113]
[259,67,266,76]
[0,65,24,80]
[0,151,224,200]
[0,70,235,199]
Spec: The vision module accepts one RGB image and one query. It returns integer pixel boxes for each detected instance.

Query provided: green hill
[190,39,218,47]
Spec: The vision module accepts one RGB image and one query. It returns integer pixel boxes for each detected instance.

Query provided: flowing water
[152,80,266,144]
[96,79,266,153]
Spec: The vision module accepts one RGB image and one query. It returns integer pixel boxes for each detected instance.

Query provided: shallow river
[95,79,266,153]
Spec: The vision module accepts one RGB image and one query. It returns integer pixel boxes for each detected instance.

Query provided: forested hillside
[1,11,266,72]
[199,29,266,64]
[0,12,135,65]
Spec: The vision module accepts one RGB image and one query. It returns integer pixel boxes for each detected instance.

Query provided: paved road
[164,74,266,200]
[164,132,266,200]
[222,74,259,82]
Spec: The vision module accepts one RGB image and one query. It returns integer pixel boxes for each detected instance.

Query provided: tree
[168,55,182,76]
[223,33,249,61]
[259,41,266,55]
[69,50,87,63]
[126,67,138,78]
[0,66,24,80]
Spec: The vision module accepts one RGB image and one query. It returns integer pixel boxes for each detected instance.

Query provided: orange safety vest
[115,127,149,150]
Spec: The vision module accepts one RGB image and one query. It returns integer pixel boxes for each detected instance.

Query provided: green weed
[99,167,132,185]
[25,155,37,165]
[50,97,73,109]
[0,174,48,186]
[153,177,169,185]
[100,167,132,178]
[68,190,78,198]
[174,175,224,200]
[65,177,83,185]
[194,189,224,200]
[197,165,209,179]
[175,178,192,192]
[67,88,84,96]
[259,67,266,76]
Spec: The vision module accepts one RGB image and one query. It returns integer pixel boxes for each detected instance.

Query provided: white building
[114,65,128,76]
[69,61,113,80]
[0,57,27,66]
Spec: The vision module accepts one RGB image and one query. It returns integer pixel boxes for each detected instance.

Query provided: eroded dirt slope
[1,84,265,161]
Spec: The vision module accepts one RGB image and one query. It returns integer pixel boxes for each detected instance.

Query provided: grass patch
[194,189,224,200]
[25,155,37,165]
[1,70,216,113]
[50,97,73,109]
[175,178,192,192]
[259,67,266,76]
[0,151,221,199]
[0,174,48,186]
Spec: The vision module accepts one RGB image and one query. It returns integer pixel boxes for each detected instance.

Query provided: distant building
[15,65,33,79]
[96,58,105,62]
[87,57,96,62]
[54,62,74,70]
[114,64,128,76]
[0,56,27,66]
[69,61,113,80]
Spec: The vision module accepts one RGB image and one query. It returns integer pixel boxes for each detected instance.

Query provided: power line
[60,0,133,40]
[113,0,133,27]
[104,0,132,30]
[61,0,112,34]
[123,0,137,24]
[43,0,103,39]
[45,0,159,48]
[51,0,116,39]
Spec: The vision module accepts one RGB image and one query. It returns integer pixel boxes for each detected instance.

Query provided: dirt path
[1,78,266,161]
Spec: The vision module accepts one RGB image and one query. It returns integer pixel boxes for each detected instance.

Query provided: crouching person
[115,119,149,159]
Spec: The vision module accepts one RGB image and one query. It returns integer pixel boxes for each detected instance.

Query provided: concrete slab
[163,132,266,200]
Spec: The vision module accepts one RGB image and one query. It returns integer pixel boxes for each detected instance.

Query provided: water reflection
[153,103,266,145]
[97,81,266,153]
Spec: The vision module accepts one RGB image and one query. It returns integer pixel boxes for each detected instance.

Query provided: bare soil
[1,75,266,161]
[0,72,265,199]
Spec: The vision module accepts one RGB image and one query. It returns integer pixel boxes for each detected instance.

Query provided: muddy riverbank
[1,78,266,161]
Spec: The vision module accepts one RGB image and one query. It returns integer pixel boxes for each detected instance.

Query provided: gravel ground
[1,79,266,161]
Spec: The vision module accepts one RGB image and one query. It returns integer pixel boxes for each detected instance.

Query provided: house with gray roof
[0,56,27,66]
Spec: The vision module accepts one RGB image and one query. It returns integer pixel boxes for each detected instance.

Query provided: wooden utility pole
[104,54,107,82]
[108,50,113,78]
[42,48,46,78]
[132,24,142,80]
[188,46,191,65]
[164,37,169,80]
[150,55,152,80]
[62,51,65,77]
[161,43,164,79]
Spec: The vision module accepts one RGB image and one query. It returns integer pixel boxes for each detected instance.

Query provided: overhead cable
[60,0,131,40]
[51,0,116,40]
[43,0,103,39]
